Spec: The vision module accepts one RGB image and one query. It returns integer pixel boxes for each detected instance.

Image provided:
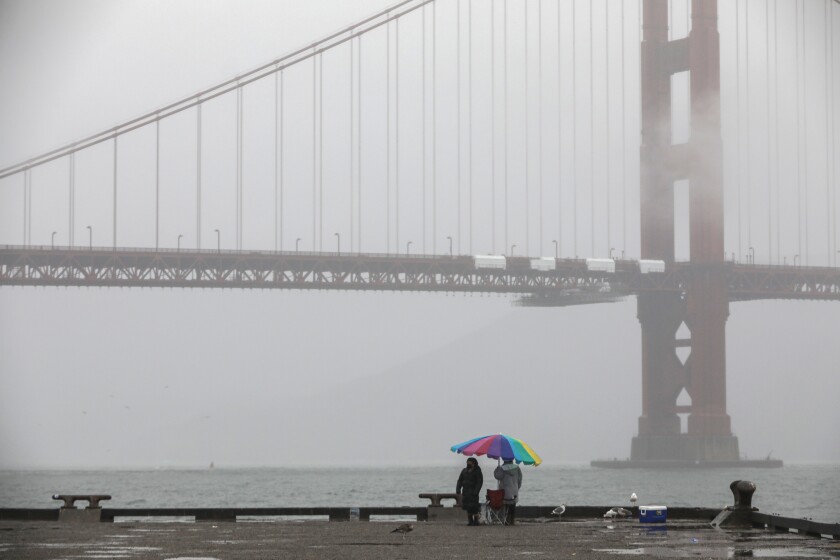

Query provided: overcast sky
[0,0,838,469]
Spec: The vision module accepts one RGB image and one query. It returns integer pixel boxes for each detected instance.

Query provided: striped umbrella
[450,433,542,466]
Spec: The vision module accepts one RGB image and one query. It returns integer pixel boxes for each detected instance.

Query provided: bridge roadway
[1,246,839,304]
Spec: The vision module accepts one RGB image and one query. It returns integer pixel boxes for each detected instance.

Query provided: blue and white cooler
[638,505,667,523]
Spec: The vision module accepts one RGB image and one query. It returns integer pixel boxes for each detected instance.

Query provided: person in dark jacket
[456,457,484,525]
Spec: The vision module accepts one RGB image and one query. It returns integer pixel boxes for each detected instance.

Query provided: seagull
[604,507,633,519]
[551,504,566,517]
[630,493,638,506]
[391,523,414,534]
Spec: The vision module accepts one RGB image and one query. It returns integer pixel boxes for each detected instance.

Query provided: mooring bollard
[52,494,111,523]
[710,480,757,528]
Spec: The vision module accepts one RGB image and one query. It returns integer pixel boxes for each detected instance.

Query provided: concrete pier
[1,518,837,559]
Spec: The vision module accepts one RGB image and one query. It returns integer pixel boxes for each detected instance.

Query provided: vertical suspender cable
[775,0,780,263]
[422,7,427,254]
[386,18,391,253]
[23,170,28,245]
[492,0,496,253]
[69,152,75,246]
[319,53,324,252]
[275,68,279,252]
[433,1,437,254]
[572,0,578,257]
[397,17,401,252]
[469,0,473,254]
[825,0,831,265]
[350,36,355,253]
[831,0,837,266]
[504,0,508,254]
[589,0,594,256]
[558,0,563,256]
[197,102,202,250]
[736,0,742,259]
[621,0,627,256]
[422,6,427,254]
[156,117,160,250]
[746,0,752,258]
[280,71,285,252]
[638,0,642,257]
[312,55,317,251]
[236,86,241,250]
[358,37,363,252]
[803,0,809,265]
[538,0,543,256]
[606,0,611,256]
[113,136,118,248]
[766,0,772,262]
[795,0,802,263]
[457,0,462,255]
[525,0,530,256]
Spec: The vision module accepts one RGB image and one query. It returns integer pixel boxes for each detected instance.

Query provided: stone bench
[52,494,111,509]
[418,493,462,507]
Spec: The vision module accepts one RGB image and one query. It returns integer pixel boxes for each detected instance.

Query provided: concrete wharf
[2,517,839,560]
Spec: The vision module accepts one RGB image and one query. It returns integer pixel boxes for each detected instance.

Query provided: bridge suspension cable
[0,0,433,181]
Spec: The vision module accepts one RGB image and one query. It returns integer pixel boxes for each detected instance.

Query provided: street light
[334,232,340,255]
[406,241,413,256]
[446,236,453,256]
[510,244,516,256]
[296,237,302,252]
[51,231,57,249]
[609,247,616,260]
[748,246,755,265]
[86,226,92,250]
[177,234,183,252]
[793,254,800,267]
[214,229,220,253]
[552,239,558,258]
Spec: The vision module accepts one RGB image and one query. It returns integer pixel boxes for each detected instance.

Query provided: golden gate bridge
[1,0,838,466]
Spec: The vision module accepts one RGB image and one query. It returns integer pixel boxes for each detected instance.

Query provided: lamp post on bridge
[552,240,558,259]
[177,234,183,252]
[510,244,516,256]
[214,229,220,253]
[86,226,92,250]
[51,231,57,249]
[406,241,412,256]
[748,246,755,265]
[446,236,453,256]
[334,232,340,256]
[794,254,800,267]
[610,247,616,260]
[296,237,301,252]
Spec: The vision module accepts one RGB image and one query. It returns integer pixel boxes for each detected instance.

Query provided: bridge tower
[632,0,739,463]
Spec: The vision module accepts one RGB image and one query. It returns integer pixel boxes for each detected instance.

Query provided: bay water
[1,464,837,523]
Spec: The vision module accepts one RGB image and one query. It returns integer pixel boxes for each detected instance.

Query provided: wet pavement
[1,519,838,559]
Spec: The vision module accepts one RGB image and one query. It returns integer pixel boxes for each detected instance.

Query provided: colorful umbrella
[450,433,542,466]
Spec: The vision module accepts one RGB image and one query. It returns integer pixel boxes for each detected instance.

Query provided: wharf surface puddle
[594,547,840,558]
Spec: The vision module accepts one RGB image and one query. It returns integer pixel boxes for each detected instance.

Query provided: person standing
[494,459,523,525]
[456,457,484,525]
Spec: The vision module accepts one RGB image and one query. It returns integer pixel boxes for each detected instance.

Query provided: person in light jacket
[456,457,484,525]
[494,459,523,525]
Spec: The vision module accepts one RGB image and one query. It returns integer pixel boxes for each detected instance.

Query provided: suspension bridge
[1,0,838,466]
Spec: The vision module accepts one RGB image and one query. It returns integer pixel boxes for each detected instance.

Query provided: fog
[0,0,838,469]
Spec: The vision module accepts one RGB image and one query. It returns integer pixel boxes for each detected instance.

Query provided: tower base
[631,434,740,463]
[590,434,783,468]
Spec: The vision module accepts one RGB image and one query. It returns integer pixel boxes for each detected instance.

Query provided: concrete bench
[52,494,111,509]
[418,493,462,507]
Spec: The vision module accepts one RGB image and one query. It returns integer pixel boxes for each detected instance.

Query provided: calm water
[1,464,838,522]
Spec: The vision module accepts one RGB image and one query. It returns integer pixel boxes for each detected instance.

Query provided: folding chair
[481,488,507,525]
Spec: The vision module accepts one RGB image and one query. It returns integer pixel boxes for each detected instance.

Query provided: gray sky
[0,0,838,469]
